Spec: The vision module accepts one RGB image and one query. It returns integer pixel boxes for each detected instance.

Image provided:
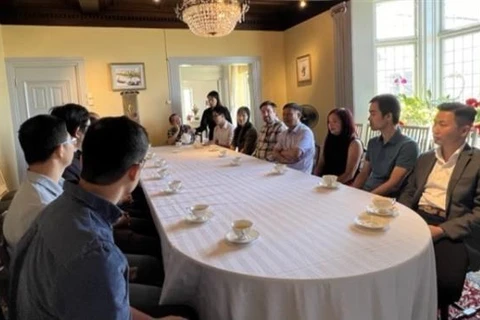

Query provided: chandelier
[175,0,250,37]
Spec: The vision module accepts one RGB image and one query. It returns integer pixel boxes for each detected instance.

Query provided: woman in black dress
[314,108,363,184]
[195,90,232,141]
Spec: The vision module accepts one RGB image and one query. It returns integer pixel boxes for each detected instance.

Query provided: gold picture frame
[109,62,146,91]
[296,54,312,86]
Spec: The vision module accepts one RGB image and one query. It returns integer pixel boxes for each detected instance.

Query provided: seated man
[352,94,419,196]
[253,100,287,161]
[3,114,75,248]
[272,103,315,173]
[50,103,90,184]
[398,102,480,310]
[167,113,194,145]
[9,116,195,320]
[212,106,234,148]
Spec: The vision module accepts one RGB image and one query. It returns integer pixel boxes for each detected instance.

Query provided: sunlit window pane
[376,44,416,95]
[443,0,480,31]
[375,0,415,40]
[441,32,480,101]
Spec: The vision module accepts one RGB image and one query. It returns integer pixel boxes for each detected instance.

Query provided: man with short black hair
[273,103,315,173]
[50,103,90,184]
[352,94,419,196]
[212,106,234,148]
[253,100,287,161]
[399,102,480,312]
[10,116,195,320]
[3,114,75,248]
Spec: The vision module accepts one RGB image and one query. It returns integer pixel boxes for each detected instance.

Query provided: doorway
[168,56,262,135]
[6,57,87,182]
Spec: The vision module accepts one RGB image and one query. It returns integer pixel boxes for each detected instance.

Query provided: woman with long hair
[314,108,363,184]
[231,107,258,155]
[196,90,232,141]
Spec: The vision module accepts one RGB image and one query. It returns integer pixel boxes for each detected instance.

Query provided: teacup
[157,168,169,179]
[168,180,182,192]
[273,163,286,174]
[175,141,182,148]
[322,175,338,187]
[231,156,241,164]
[231,219,253,239]
[190,204,209,218]
[219,150,227,157]
[371,196,396,212]
[154,158,167,168]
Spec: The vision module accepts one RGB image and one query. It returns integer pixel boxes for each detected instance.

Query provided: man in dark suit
[398,102,480,310]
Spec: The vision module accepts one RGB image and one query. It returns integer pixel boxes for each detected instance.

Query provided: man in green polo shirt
[353,94,419,196]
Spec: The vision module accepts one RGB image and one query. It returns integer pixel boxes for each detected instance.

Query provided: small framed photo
[296,54,312,85]
[109,63,146,91]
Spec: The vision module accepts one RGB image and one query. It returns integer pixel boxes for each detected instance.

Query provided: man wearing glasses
[3,114,76,248]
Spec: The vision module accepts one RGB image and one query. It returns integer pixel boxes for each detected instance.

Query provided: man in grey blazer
[398,102,480,310]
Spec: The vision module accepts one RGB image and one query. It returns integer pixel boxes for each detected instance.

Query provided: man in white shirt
[398,102,480,314]
[212,106,234,148]
[4,115,75,247]
[272,103,315,173]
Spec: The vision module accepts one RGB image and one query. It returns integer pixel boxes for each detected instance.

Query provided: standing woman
[231,107,258,155]
[314,108,363,184]
[196,90,232,141]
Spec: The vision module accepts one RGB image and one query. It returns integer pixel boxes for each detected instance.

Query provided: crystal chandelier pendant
[176,0,250,37]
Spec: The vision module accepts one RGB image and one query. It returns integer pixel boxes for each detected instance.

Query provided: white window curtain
[228,64,251,124]
[331,1,354,113]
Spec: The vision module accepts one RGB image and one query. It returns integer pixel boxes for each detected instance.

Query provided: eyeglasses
[61,137,78,146]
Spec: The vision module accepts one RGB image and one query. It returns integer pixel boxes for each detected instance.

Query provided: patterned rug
[447,273,480,319]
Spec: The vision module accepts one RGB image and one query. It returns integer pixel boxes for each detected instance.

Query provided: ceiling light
[176,0,250,37]
[299,0,307,8]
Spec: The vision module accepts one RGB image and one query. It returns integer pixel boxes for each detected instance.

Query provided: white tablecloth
[141,146,437,320]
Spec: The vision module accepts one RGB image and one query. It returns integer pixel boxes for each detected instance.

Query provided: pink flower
[466,98,478,107]
[401,78,407,84]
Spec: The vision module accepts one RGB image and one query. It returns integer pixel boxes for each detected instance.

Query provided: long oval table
[141,146,437,320]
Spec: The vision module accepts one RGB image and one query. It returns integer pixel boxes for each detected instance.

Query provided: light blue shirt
[274,122,315,173]
[10,182,129,320]
[3,171,64,247]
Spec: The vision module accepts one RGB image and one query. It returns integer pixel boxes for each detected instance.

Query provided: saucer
[230,161,241,166]
[318,181,339,189]
[354,214,389,230]
[218,154,227,158]
[269,169,286,176]
[208,147,219,152]
[185,211,213,223]
[225,230,260,244]
[161,188,181,195]
[366,204,399,217]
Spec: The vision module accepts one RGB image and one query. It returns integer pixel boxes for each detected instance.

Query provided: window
[374,0,417,95]
[372,0,480,125]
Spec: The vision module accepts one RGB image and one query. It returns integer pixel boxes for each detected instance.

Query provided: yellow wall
[0,26,288,188]
[284,11,335,143]
[0,26,18,189]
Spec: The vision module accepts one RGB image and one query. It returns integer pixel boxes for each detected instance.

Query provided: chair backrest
[355,123,364,142]
[467,130,478,148]
[0,211,10,270]
[312,144,321,175]
[363,125,380,146]
[401,125,432,153]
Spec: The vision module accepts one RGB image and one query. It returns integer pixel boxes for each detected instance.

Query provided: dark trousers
[418,210,469,306]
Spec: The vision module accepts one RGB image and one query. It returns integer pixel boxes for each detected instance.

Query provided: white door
[6,58,86,182]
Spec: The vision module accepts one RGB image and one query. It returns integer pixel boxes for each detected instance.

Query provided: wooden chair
[401,125,432,153]
[312,144,321,175]
[355,123,364,142]
[363,125,380,146]
[467,130,478,148]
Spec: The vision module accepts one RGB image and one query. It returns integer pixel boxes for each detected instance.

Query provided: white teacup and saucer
[218,150,227,158]
[154,158,167,168]
[366,196,398,217]
[318,175,339,189]
[162,180,183,195]
[156,168,169,179]
[225,219,260,244]
[185,204,213,223]
[230,156,241,166]
[270,163,286,175]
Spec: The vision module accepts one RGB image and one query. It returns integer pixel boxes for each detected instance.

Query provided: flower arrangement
[192,104,200,120]
[465,98,480,131]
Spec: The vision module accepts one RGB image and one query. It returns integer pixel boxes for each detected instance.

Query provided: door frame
[167,56,262,129]
[5,57,88,181]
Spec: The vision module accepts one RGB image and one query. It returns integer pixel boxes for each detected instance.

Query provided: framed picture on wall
[109,63,146,91]
[296,54,312,85]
